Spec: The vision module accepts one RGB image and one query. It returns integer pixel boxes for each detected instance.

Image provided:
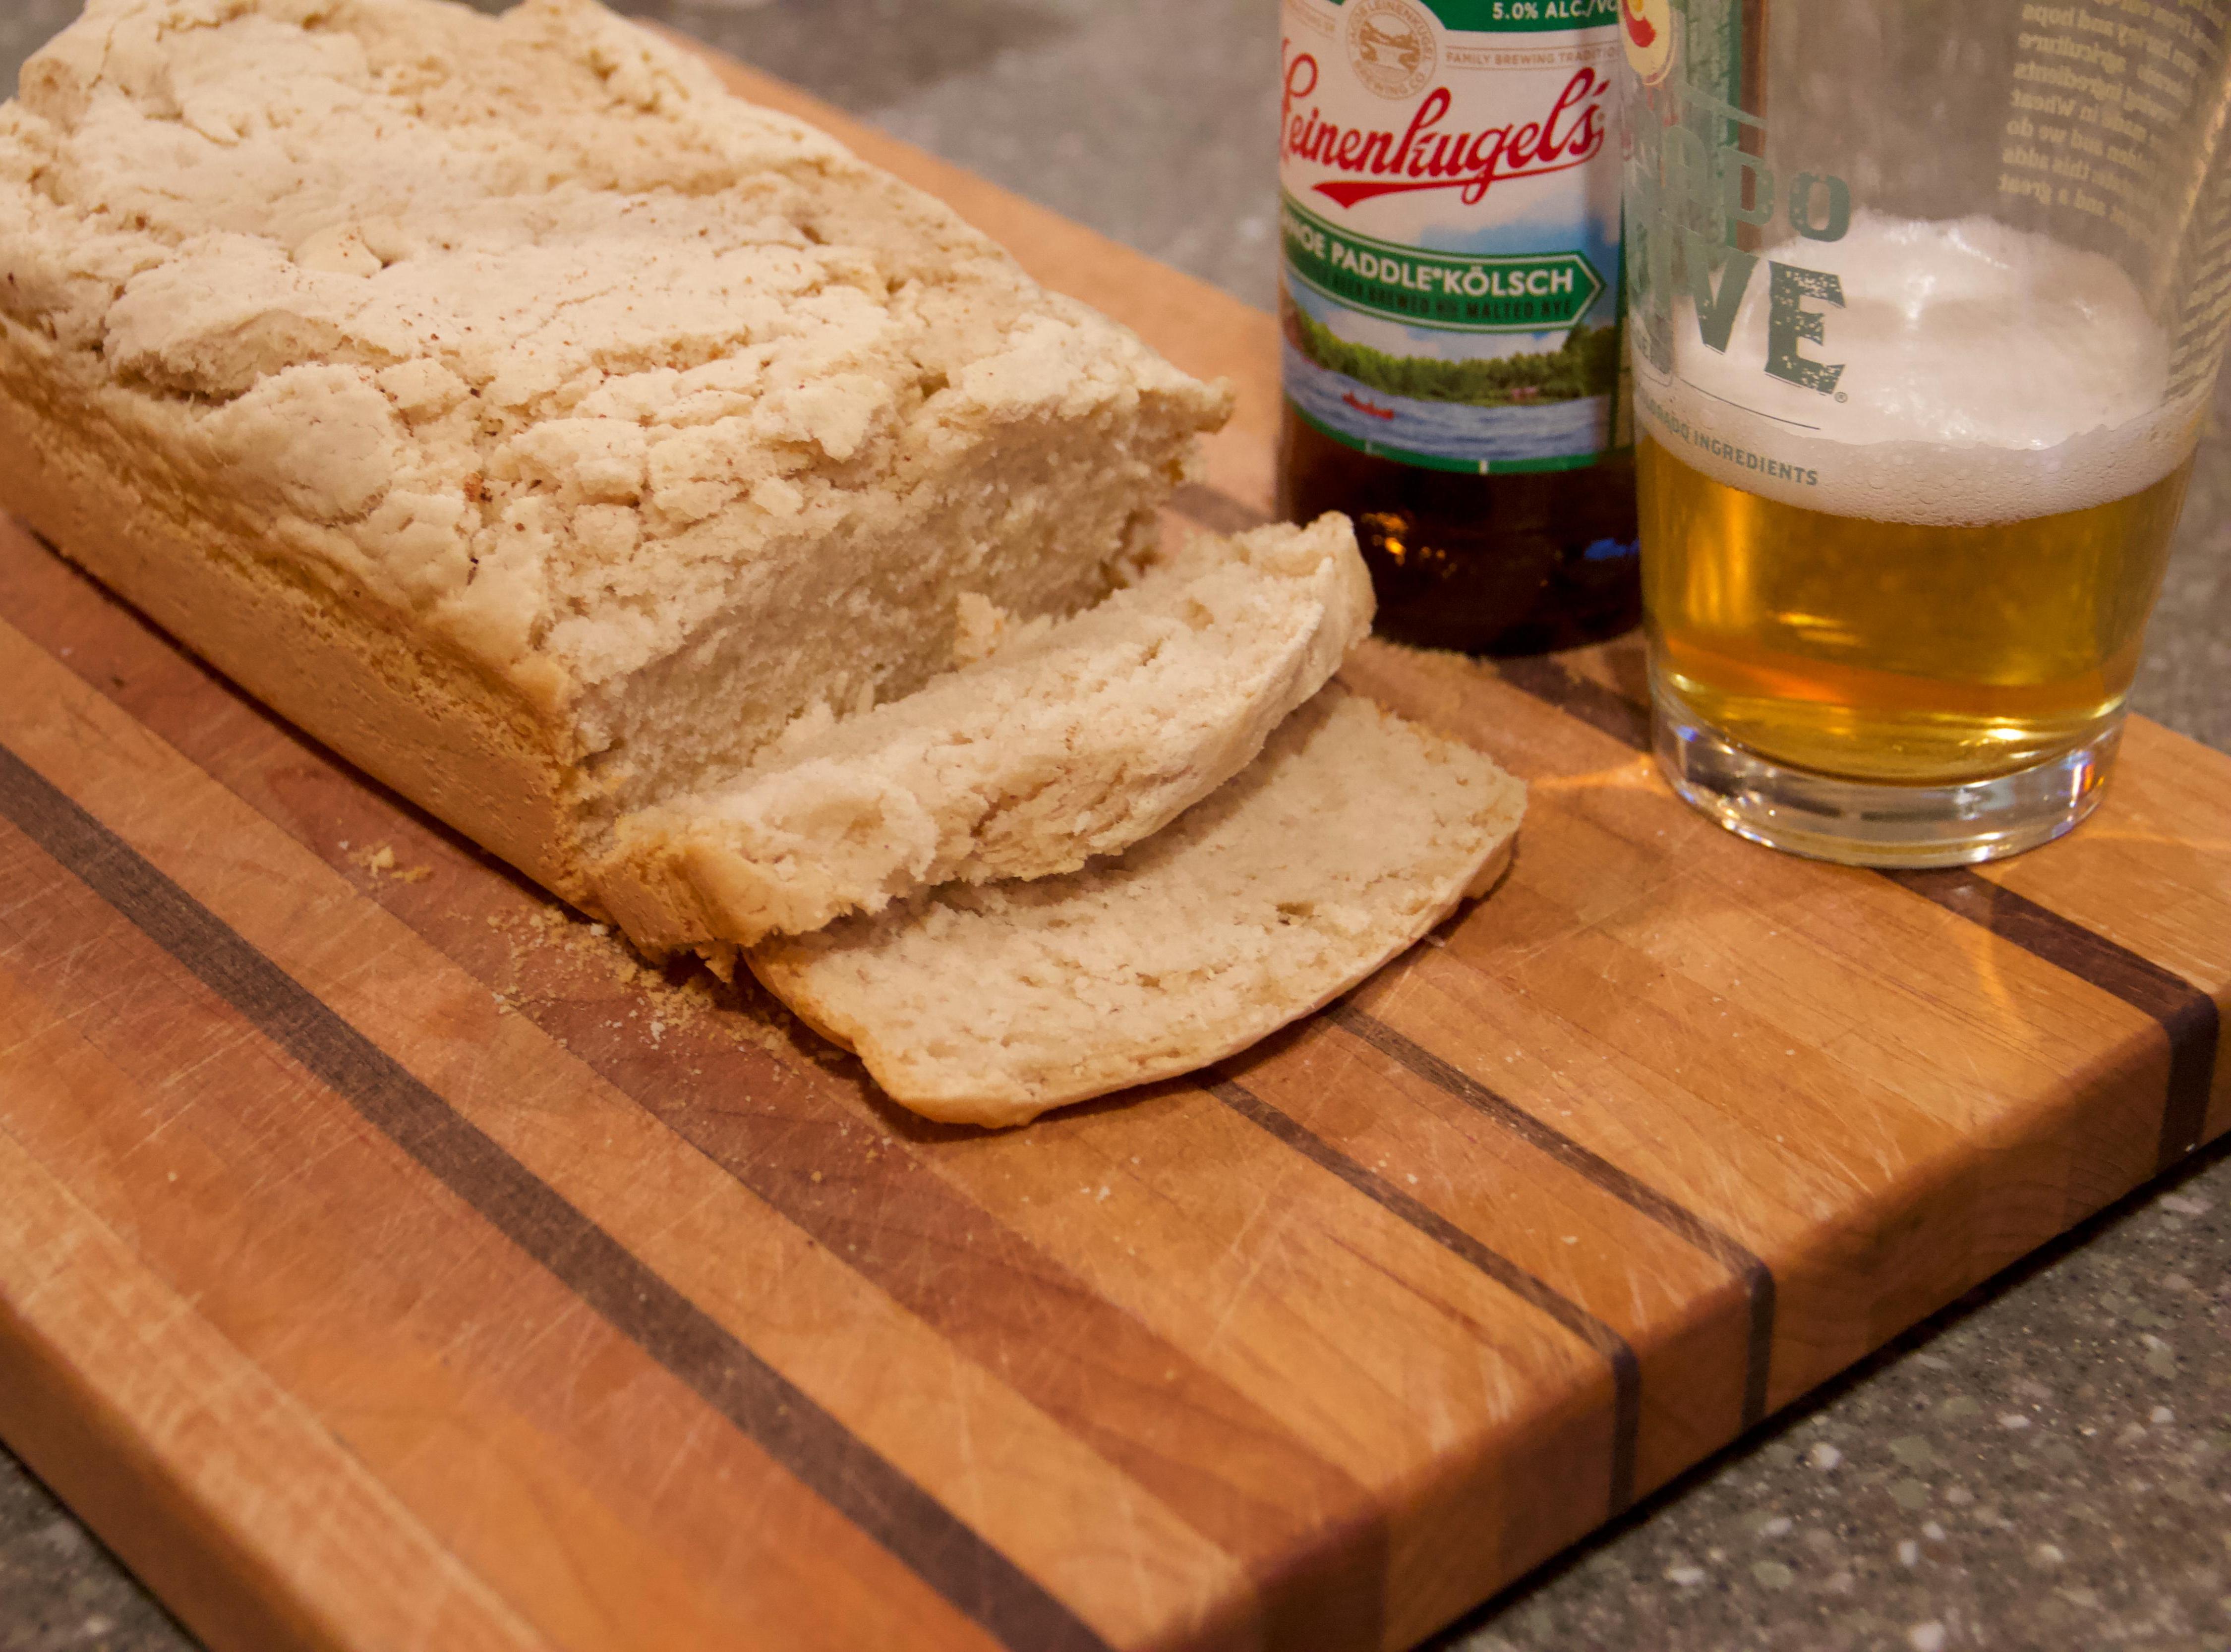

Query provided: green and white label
[1420,0,1621,31]
[1282,197,1605,331]
[1279,0,1628,473]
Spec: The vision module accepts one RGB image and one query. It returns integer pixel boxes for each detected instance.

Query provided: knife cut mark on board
[1325,1001,1777,1430]
[1475,642,2223,1178]
[1206,1076,1644,1516]
[1882,869,2219,1174]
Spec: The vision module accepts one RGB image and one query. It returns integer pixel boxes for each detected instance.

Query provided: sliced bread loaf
[749,686,1526,1127]
[590,514,1373,954]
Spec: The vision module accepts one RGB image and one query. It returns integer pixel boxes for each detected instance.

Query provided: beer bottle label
[1279,0,1628,474]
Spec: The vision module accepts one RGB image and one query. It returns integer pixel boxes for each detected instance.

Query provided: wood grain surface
[0,47,2226,1652]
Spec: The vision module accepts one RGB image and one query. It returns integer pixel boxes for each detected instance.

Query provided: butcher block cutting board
[2,44,2228,1652]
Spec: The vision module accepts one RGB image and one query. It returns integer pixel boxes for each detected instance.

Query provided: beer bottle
[1275,0,1639,657]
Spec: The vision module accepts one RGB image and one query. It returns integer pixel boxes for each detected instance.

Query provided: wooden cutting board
[1,47,2226,1652]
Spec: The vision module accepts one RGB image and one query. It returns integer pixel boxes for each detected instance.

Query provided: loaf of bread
[593,514,1373,958]
[751,687,1526,1127]
[2,0,1531,1129]
[0,0,1229,906]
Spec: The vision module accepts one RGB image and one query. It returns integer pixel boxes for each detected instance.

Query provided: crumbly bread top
[593,514,1374,949]
[750,686,1526,1126]
[0,0,1221,697]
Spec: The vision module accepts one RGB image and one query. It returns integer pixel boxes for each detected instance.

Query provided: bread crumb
[350,841,433,883]
[474,895,828,1067]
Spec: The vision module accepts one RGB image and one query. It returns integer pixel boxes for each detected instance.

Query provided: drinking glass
[1617,0,2231,864]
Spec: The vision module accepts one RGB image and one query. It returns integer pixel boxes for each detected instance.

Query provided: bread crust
[0,326,589,896]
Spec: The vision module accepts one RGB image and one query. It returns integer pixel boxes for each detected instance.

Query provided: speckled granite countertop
[0,4,2225,1651]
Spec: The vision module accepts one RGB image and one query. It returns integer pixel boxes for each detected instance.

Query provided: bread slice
[750,686,1525,1127]
[590,515,1373,956]
[0,0,1228,902]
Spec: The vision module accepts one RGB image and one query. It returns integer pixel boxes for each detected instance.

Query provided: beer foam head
[1640,213,2198,524]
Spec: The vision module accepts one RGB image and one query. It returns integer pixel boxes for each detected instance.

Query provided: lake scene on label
[1284,344,1612,467]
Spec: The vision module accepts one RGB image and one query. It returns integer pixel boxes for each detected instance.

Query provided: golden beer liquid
[1639,435,2192,784]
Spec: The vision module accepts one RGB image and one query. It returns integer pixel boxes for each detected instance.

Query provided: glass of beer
[1617,0,2231,865]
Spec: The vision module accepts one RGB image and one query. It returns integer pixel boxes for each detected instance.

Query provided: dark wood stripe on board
[0,739,1113,1652]
[555,1032,1389,1650]
[1205,1077,1643,1515]
[1884,869,2221,1172]
[1492,654,1654,752]
[1326,1003,1776,1427]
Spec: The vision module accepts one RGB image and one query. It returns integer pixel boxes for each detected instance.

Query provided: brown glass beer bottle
[1275,0,1639,656]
